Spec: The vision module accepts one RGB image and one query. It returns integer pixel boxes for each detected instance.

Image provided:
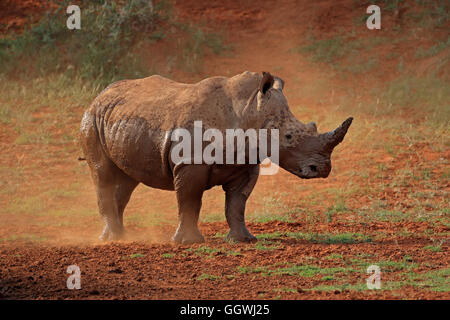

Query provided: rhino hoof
[226,232,257,243]
[99,228,125,241]
[172,232,205,244]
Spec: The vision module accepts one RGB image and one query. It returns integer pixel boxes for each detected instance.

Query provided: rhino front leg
[223,165,259,243]
[172,166,208,244]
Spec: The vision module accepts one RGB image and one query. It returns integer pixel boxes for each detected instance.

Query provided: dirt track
[0,0,448,299]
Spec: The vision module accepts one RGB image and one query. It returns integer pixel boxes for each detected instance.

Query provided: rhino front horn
[322,117,353,151]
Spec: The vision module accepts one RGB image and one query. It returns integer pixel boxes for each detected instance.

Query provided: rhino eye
[285,134,292,140]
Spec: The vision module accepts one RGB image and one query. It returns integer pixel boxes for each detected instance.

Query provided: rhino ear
[259,72,274,94]
[273,76,285,90]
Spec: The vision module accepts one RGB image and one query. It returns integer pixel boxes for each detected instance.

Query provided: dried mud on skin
[0,221,448,300]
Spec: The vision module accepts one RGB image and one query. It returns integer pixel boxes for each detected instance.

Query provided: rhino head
[243,72,353,179]
[278,116,353,179]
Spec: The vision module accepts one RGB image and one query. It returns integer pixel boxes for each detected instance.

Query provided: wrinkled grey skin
[80,71,352,243]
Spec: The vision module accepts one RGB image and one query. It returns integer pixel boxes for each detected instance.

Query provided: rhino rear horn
[259,72,274,94]
[322,117,353,151]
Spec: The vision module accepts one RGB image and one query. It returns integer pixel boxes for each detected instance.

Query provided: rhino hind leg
[95,170,138,241]
[81,111,139,241]
[97,174,138,241]
[86,151,138,241]
[223,166,259,243]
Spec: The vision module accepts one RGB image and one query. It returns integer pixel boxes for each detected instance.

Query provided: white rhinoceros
[80,71,352,243]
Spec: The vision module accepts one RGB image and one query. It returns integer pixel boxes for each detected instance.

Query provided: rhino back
[98,72,261,130]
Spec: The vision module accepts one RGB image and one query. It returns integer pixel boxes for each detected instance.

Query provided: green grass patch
[0,73,98,140]
[293,35,389,74]
[286,232,372,244]
[177,25,230,73]
[213,232,227,239]
[309,281,404,292]
[237,263,356,278]
[273,287,297,293]
[325,253,344,260]
[324,201,347,223]
[254,231,372,244]
[237,265,268,275]
[253,240,282,251]
[248,193,295,223]
[197,273,221,281]
[415,36,450,59]
[359,76,450,126]
[295,36,350,64]
[407,1,449,29]
[350,258,418,273]
[407,268,450,292]
[423,245,442,252]
[358,209,408,222]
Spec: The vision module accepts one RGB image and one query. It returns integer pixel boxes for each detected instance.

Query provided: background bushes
[0,0,226,87]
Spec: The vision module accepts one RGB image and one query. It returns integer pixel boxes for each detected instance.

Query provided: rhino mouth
[284,166,318,179]
[299,174,315,179]
[299,164,321,179]
[284,161,333,179]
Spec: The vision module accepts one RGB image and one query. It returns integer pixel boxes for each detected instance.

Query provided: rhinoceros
[80,71,352,243]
